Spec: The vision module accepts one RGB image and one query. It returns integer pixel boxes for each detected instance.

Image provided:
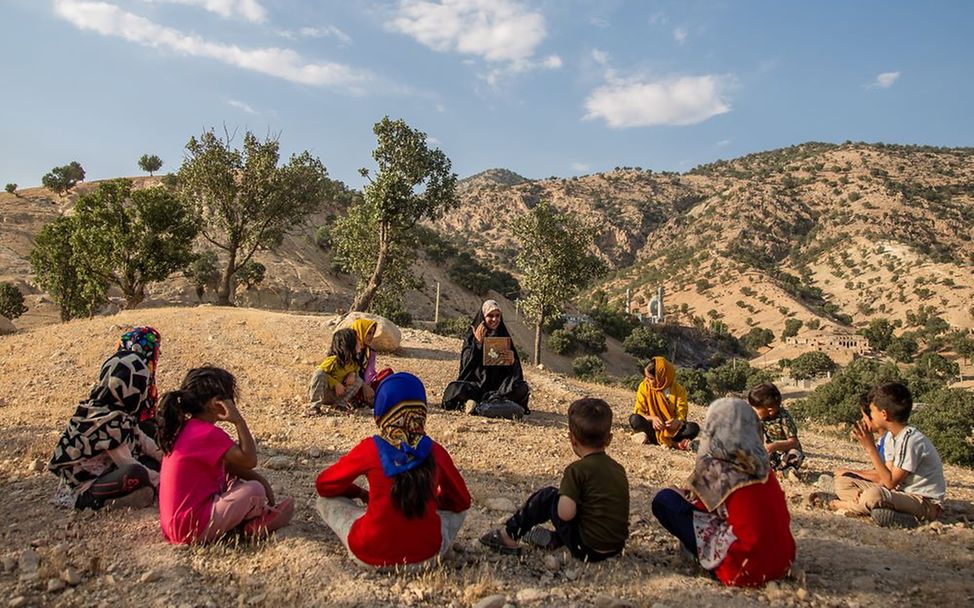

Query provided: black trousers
[441,380,531,414]
[628,415,700,444]
[504,486,620,563]
[75,463,153,510]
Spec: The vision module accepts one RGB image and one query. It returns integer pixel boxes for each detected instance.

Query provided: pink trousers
[201,478,270,541]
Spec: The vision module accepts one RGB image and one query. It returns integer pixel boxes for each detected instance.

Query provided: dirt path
[0,307,972,607]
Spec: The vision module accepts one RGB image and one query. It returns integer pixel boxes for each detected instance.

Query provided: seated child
[629,356,699,449]
[157,367,294,544]
[652,397,795,587]
[747,383,804,474]
[480,398,629,562]
[315,372,471,567]
[308,328,366,414]
[830,382,945,528]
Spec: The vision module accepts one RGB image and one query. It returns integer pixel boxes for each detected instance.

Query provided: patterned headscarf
[48,352,152,488]
[687,397,770,511]
[481,300,501,317]
[371,372,433,477]
[117,326,161,419]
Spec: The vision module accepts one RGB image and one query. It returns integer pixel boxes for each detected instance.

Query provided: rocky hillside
[437,143,974,341]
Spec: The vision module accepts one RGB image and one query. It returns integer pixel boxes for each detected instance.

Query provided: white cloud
[434,103,446,112]
[279,25,353,46]
[589,16,609,28]
[583,51,731,128]
[388,0,559,86]
[227,99,257,114]
[54,1,372,91]
[867,71,900,89]
[144,0,267,23]
[571,162,590,172]
[648,11,667,26]
[673,27,687,44]
[716,139,732,147]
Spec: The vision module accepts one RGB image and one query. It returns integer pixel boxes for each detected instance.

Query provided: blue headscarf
[372,373,433,477]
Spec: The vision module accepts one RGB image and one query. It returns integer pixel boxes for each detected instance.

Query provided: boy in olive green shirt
[480,398,630,561]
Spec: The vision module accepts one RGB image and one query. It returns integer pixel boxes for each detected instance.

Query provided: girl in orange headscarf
[629,356,699,449]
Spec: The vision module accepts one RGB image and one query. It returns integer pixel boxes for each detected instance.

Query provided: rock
[543,555,561,572]
[140,569,162,583]
[1,555,16,572]
[29,458,46,473]
[515,588,547,603]
[564,569,577,581]
[264,456,294,470]
[336,313,401,352]
[307,447,322,459]
[8,597,27,608]
[484,497,516,512]
[796,588,808,601]
[48,578,66,592]
[62,567,82,586]
[630,432,648,445]
[0,316,16,336]
[18,549,39,574]
[473,595,506,608]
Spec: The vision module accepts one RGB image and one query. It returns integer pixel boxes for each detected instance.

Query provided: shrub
[433,316,470,339]
[585,305,640,340]
[573,322,606,354]
[184,251,220,299]
[705,359,762,396]
[4,183,15,194]
[740,327,774,352]
[677,368,714,405]
[887,333,919,363]
[695,278,711,293]
[0,283,27,320]
[623,326,669,359]
[910,389,974,467]
[314,225,332,249]
[904,353,960,400]
[235,261,266,289]
[790,358,902,425]
[572,355,605,380]
[782,318,803,339]
[547,328,577,355]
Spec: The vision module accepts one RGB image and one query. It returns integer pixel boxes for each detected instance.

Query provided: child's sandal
[479,529,522,555]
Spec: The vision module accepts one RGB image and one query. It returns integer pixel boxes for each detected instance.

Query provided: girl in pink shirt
[157,367,294,544]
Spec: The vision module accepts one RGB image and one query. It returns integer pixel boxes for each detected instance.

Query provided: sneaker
[463,399,478,415]
[243,497,295,538]
[106,486,155,510]
[870,508,919,529]
[522,526,560,550]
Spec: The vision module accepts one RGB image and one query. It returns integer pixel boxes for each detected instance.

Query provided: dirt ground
[0,306,972,608]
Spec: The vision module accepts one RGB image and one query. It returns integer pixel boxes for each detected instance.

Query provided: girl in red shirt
[316,372,471,567]
[651,397,796,587]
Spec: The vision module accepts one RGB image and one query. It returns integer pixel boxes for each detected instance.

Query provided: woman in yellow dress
[630,356,699,449]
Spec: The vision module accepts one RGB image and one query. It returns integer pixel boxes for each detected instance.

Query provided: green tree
[178,129,331,305]
[950,332,974,364]
[790,358,901,425]
[781,318,803,340]
[705,359,756,396]
[573,322,607,354]
[788,351,837,380]
[0,283,27,320]
[623,326,669,359]
[41,161,85,196]
[585,305,639,340]
[184,250,220,299]
[860,317,894,351]
[235,260,266,290]
[904,353,960,400]
[740,327,775,352]
[677,367,714,405]
[71,179,198,308]
[4,183,16,194]
[30,217,108,321]
[887,332,919,363]
[348,117,458,312]
[547,329,576,355]
[138,154,163,176]
[512,201,605,365]
[910,389,974,467]
[572,355,605,380]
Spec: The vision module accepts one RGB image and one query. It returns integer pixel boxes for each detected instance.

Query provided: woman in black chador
[441,300,530,417]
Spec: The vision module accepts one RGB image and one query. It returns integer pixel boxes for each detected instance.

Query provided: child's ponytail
[156,366,238,454]
[156,389,203,454]
[391,453,436,519]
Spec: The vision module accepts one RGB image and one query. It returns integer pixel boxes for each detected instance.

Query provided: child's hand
[664,419,682,431]
[851,419,874,448]
[649,416,664,431]
[334,383,345,397]
[216,399,244,424]
[766,443,775,454]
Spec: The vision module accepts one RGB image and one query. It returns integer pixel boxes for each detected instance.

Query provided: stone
[515,588,547,603]
[564,569,577,581]
[473,595,506,608]
[543,555,561,572]
[484,497,516,512]
[62,567,82,586]
[1,555,16,572]
[18,549,39,573]
[48,578,66,592]
[8,597,27,608]
[264,456,294,470]
[29,458,46,473]
[630,432,648,445]
[796,588,808,601]
[0,316,16,336]
[336,313,401,352]
[307,448,322,459]
[140,569,162,583]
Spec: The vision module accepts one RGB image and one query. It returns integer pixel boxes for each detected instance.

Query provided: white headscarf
[481,300,501,317]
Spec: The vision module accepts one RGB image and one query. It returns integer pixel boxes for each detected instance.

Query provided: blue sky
[2,1,972,189]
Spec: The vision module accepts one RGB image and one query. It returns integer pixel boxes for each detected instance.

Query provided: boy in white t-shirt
[831,382,945,528]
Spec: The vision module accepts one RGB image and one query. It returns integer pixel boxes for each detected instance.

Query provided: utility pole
[434,281,440,324]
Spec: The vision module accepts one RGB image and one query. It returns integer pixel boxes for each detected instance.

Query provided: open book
[483,336,514,366]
